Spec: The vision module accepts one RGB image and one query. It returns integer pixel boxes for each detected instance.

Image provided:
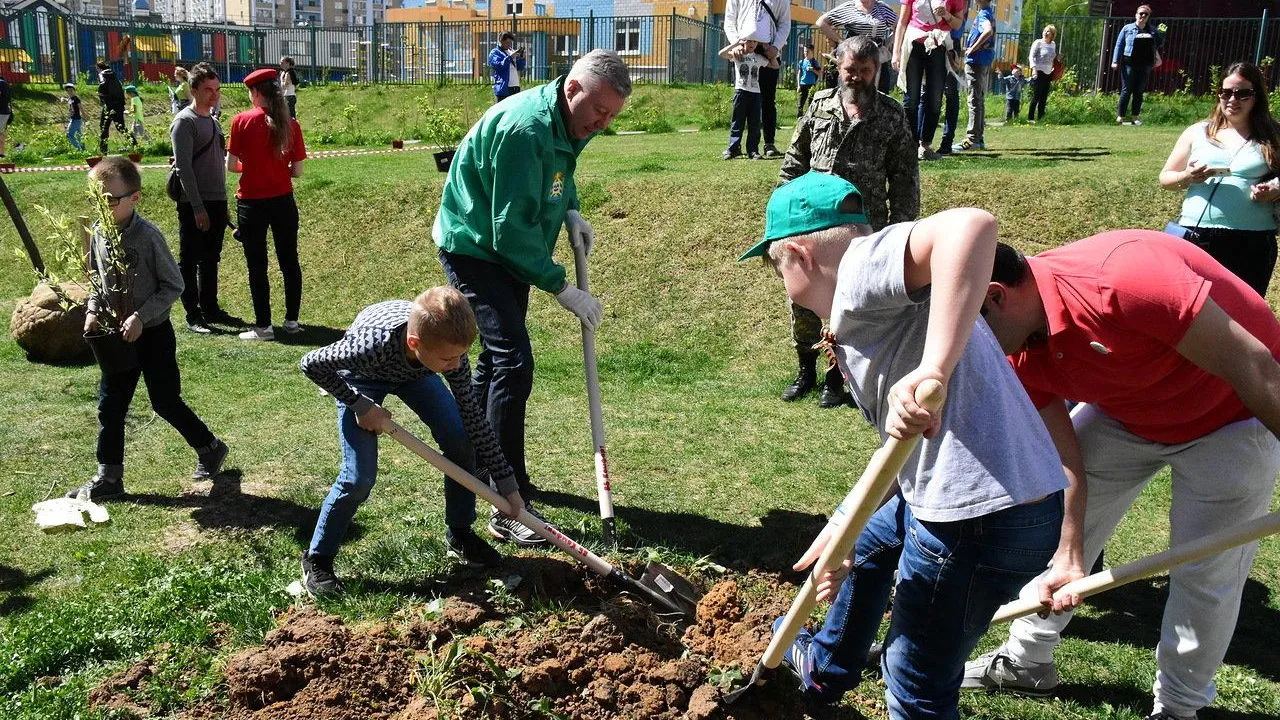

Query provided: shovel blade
[720,662,769,704]
[639,561,701,619]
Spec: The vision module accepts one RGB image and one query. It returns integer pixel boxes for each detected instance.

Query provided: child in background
[796,44,821,117]
[126,85,150,143]
[719,37,778,160]
[1005,64,1027,121]
[66,156,228,501]
[63,83,84,151]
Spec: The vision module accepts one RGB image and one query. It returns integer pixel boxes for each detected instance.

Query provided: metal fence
[1,7,1276,93]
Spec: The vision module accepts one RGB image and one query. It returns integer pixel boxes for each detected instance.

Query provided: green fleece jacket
[432,77,590,294]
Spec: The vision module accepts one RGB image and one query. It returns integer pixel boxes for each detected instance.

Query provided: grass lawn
[1,120,1278,719]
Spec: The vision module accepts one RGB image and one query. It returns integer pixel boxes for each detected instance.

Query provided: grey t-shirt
[169,107,226,211]
[829,222,1067,522]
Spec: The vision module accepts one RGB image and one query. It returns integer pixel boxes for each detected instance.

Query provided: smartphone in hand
[1205,166,1232,177]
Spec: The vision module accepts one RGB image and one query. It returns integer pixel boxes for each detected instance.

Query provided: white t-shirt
[508,58,520,89]
[734,53,766,93]
[829,223,1068,522]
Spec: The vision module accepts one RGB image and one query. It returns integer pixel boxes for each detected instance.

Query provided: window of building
[505,0,522,15]
[281,40,290,54]
[331,42,343,58]
[614,19,640,54]
[552,34,575,56]
[201,33,213,57]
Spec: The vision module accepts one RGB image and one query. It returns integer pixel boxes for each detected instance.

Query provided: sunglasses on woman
[1218,88,1256,101]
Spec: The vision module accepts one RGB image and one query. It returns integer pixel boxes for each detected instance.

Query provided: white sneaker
[961,644,1060,696]
[238,326,275,341]
[281,320,302,334]
[1131,119,1143,126]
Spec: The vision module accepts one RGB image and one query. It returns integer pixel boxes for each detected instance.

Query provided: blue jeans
[728,89,762,155]
[808,492,1063,719]
[307,374,478,557]
[904,42,947,146]
[67,118,84,151]
[1118,61,1152,118]
[438,249,535,495]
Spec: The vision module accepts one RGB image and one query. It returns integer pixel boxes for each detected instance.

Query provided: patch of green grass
[0,123,1277,719]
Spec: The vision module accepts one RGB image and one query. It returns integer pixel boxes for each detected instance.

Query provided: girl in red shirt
[228,68,307,341]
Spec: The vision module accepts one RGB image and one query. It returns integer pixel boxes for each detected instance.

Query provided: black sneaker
[301,552,345,596]
[762,144,783,158]
[722,149,742,160]
[192,439,228,480]
[445,526,503,568]
[205,309,245,327]
[65,475,125,501]
[748,152,764,160]
[487,504,548,547]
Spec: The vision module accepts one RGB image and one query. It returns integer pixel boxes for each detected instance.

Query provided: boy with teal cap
[743,171,1067,719]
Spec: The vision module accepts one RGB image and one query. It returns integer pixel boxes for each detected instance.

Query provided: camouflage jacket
[779,88,920,230]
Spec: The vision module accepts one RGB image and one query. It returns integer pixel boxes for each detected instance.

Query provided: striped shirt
[300,300,518,496]
[823,0,898,45]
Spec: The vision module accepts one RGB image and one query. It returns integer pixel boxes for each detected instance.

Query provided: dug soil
[92,557,883,719]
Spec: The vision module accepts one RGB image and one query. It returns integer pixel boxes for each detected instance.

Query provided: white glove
[565,209,595,257]
[555,284,603,330]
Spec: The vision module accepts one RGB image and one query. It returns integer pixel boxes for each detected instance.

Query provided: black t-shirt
[283,68,300,87]
[1130,30,1156,66]
[68,95,81,120]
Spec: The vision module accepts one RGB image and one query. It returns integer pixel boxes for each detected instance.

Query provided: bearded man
[776,34,920,409]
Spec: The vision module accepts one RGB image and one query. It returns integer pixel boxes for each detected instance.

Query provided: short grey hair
[570,49,633,98]
[835,35,880,64]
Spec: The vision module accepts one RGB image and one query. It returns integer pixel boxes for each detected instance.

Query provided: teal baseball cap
[738,171,868,261]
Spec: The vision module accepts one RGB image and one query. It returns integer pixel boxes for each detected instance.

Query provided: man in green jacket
[433,49,631,546]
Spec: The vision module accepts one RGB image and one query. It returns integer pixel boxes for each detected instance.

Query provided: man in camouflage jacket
[777,35,919,409]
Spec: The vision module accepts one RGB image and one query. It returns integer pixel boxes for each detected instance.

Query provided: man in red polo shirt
[962,229,1280,720]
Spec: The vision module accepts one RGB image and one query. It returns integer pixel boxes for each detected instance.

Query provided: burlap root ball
[10,282,92,364]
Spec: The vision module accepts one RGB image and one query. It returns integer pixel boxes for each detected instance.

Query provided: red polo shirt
[1010,229,1280,445]
[228,108,307,200]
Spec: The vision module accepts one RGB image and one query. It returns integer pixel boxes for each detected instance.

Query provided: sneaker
[1131,119,1143,126]
[65,475,125,501]
[187,321,213,334]
[918,145,940,161]
[961,644,1060,696]
[951,139,977,152]
[205,309,245,326]
[488,504,548,547]
[445,526,503,568]
[281,320,302,334]
[300,552,345,596]
[192,439,228,480]
[772,617,825,695]
[748,152,764,160]
[761,144,783,159]
[1145,712,1197,720]
[238,326,275,341]
[722,149,742,160]
[935,144,954,156]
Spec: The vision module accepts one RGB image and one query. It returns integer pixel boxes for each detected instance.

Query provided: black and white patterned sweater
[300,300,518,496]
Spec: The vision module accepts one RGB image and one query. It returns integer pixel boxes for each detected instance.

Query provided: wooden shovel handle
[992,509,1280,625]
[761,379,947,670]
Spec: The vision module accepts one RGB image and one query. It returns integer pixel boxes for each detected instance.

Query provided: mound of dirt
[101,559,850,720]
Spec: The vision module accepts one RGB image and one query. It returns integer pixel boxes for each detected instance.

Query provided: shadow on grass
[537,488,827,574]
[1067,576,1280,683]
[0,564,54,616]
[273,325,347,347]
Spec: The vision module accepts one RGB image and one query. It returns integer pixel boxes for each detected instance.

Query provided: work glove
[565,209,595,257]
[555,284,603,331]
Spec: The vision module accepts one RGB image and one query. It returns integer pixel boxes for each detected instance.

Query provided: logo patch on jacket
[549,172,564,202]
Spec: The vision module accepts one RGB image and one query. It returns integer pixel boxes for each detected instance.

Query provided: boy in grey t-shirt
[739,171,1070,717]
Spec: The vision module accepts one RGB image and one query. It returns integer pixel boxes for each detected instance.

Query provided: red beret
[244,68,278,88]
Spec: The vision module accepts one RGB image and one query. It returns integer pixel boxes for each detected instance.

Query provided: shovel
[572,242,618,549]
[724,379,946,703]
[385,420,700,621]
[991,508,1280,624]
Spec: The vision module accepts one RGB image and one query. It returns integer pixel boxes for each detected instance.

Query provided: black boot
[781,349,819,402]
[818,363,853,409]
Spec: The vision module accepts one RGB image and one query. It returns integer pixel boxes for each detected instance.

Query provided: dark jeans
[1029,72,1053,120]
[759,65,779,146]
[925,70,960,148]
[728,89,762,154]
[808,492,1063,718]
[1118,61,1152,118]
[1185,227,1279,297]
[98,105,130,154]
[308,374,478,558]
[797,83,816,117]
[176,200,228,324]
[286,94,297,118]
[237,193,302,328]
[96,320,215,466]
[438,249,536,496]
[495,86,520,103]
[1005,97,1021,121]
[878,60,895,94]
[904,42,946,146]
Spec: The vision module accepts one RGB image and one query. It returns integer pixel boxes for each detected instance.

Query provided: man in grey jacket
[170,63,239,334]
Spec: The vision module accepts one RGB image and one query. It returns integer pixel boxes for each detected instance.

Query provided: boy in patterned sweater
[299,287,525,596]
